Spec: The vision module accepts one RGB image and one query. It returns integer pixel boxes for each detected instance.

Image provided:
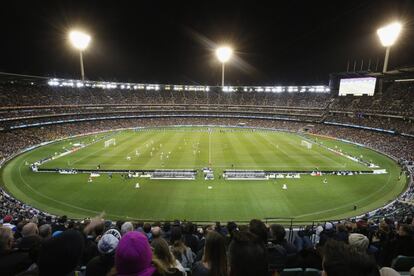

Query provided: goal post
[301,140,312,149]
[104,138,116,148]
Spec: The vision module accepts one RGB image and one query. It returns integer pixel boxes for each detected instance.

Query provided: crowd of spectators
[0,83,330,108]
[2,209,414,276]
[331,81,414,116]
[326,113,413,135]
[1,81,413,136]
[309,124,414,161]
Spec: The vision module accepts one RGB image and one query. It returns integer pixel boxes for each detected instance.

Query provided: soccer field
[0,127,407,222]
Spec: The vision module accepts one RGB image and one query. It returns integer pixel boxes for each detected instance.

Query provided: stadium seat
[281,268,304,276]
[304,268,321,276]
[391,255,414,272]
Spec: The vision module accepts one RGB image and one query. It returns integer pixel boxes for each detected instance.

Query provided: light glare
[69,30,91,50]
[377,22,402,47]
[216,46,233,63]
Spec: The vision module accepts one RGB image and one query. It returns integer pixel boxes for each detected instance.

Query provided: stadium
[1,2,414,276]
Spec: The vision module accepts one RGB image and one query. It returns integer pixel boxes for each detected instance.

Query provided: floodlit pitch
[0,127,407,222]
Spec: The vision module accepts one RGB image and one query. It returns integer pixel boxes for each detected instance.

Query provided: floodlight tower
[69,30,91,81]
[377,22,402,73]
[216,46,233,86]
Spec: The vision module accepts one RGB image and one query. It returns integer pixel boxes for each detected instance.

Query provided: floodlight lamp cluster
[377,22,402,47]
[69,30,91,51]
[216,46,233,63]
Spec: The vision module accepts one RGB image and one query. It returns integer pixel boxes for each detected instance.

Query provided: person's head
[163,222,171,233]
[228,231,268,276]
[22,222,39,237]
[3,215,13,224]
[93,220,105,237]
[203,231,227,276]
[58,215,67,224]
[98,229,121,255]
[249,219,268,244]
[322,240,379,276]
[336,223,347,233]
[151,238,175,268]
[0,227,14,252]
[115,231,155,276]
[143,223,152,234]
[325,222,334,231]
[38,229,85,276]
[270,224,286,243]
[183,222,195,234]
[170,226,183,244]
[348,233,369,253]
[151,226,162,240]
[379,221,390,233]
[398,224,413,237]
[203,225,215,236]
[39,224,52,239]
[227,222,238,236]
[121,221,134,236]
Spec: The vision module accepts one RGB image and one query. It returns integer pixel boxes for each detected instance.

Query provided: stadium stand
[0,78,414,275]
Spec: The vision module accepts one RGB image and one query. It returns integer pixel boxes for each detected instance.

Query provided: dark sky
[1,0,414,85]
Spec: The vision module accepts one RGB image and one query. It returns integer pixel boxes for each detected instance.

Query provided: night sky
[1,0,414,85]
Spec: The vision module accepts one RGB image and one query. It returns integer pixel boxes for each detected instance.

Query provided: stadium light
[69,30,91,81]
[216,46,233,86]
[377,22,402,73]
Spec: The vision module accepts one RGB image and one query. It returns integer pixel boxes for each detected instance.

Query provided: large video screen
[339,77,376,96]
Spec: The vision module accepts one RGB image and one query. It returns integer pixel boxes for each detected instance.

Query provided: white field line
[18,162,143,220]
[295,173,392,218]
[68,133,125,165]
[257,132,291,156]
[18,165,100,214]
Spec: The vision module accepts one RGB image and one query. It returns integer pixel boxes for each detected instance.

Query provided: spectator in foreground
[121,222,134,236]
[348,233,369,253]
[152,226,162,240]
[143,223,153,242]
[228,231,268,276]
[2,215,16,230]
[183,222,199,254]
[169,226,195,271]
[112,231,156,276]
[38,224,52,239]
[0,227,32,276]
[269,224,297,255]
[322,239,379,276]
[36,229,85,276]
[17,223,41,253]
[86,229,121,276]
[192,231,227,276]
[249,219,268,245]
[382,224,414,266]
[152,237,186,276]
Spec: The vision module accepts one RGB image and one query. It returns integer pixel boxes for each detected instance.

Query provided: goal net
[104,138,116,148]
[301,140,312,149]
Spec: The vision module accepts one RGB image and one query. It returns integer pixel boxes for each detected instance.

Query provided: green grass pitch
[0,127,407,222]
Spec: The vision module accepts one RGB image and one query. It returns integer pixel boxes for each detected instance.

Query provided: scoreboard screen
[338,77,376,96]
